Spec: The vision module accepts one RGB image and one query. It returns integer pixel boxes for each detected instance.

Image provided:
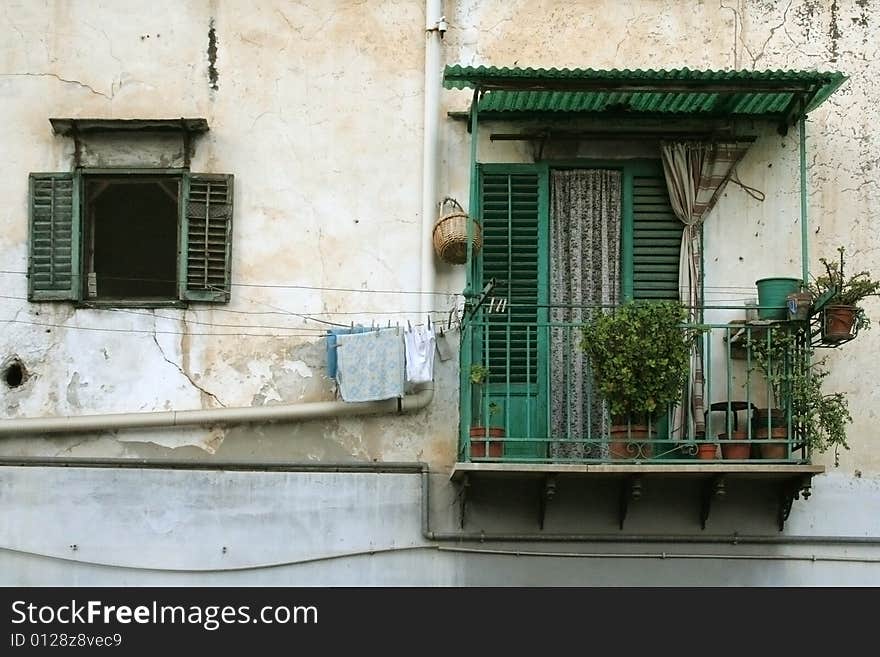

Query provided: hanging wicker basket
[432,197,482,265]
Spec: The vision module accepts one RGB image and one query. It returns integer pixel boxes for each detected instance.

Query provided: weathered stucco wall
[0,1,879,583]
[0,0,459,465]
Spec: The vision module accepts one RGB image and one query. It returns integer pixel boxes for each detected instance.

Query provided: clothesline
[332,324,440,403]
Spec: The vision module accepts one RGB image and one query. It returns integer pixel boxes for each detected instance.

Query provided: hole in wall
[4,359,26,388]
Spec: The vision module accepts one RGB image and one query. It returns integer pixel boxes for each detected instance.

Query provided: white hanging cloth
[404,324,436,384]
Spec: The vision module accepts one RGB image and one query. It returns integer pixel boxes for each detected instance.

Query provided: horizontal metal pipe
[0,457,429,474]
[437,546,880,564]
[0,386,433,436]
[489,132,757,142]
[424,531,880,546]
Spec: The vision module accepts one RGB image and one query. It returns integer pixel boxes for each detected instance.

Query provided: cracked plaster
[0,1,877,475]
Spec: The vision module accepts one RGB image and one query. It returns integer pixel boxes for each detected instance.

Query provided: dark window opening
[4,360,25,388]
[84,177,179,299]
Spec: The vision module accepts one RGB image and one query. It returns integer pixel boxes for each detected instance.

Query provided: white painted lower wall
[1,466,878,586]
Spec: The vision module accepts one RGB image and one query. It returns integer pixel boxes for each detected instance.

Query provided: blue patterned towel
[326,326,369,378]
[335,329,405,402]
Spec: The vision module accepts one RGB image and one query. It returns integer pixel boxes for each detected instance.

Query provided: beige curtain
[661,140,751,439]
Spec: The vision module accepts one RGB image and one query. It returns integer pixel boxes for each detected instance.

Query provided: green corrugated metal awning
[443,66,846,123]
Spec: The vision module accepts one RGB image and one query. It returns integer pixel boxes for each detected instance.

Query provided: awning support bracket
[458,473,471,529]
[778,475,812,532]
[700,475,727,530]
[538,475,557,529]
[619,475,644,530]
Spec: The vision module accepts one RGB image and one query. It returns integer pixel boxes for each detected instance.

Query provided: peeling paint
[0,0,877,475]
[285,360,313,379]
[65,372,87,407]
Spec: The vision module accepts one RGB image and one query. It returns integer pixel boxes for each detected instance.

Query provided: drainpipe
[799,116,809,284]
[420,0,445,315]
[0,385,433,436]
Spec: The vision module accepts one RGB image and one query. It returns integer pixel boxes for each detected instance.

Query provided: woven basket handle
[439,197,464,214]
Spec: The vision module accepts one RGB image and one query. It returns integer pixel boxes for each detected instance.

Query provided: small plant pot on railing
[719,431,751,459]
[752,408,788,459]
[755,426,789,459]
[696,443,719,460]
[469,427,504,459]
[609,424,654,460]
[821,305,859,342]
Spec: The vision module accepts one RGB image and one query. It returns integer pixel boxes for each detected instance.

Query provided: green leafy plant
[579,301,702,420]
[790,358,851,466]
[746,327,852,464]
[745,326,799,408]
[469,363,490,385]
[810,246,880,332]
[469,364,500,428]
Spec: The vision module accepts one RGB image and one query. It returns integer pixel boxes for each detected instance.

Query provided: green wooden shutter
[481,170,541,384]
[181,173,234,302]
[478,167,547,459]
[28,172,80,301]
[632,167,683,300]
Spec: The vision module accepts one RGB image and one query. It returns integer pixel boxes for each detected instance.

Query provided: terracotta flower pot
[755,426,789,459]
[822,305,858,342]
[469,427,504,458]
[752,408,786,429]
[719,431,751,460]
[609,425,653,459]
[696,443,718,460]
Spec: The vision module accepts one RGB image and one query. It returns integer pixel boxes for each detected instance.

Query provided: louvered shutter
[477,168,547,459]
[182,173,234,302]
[632,168,683,300]
[28,173,80,301]
[480,171,541,385]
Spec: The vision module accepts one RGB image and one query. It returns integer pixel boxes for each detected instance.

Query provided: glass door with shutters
[468,160,681,461]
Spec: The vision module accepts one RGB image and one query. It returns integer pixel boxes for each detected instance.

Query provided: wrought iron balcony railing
[460,307,812,465]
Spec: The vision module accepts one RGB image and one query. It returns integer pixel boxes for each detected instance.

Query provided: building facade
[0,0,878,585]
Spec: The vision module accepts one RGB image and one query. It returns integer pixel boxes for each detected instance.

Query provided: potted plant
[580,301,701,460]
[790,355,852,466]
[468,364,504,458]
[744,326,799,459]
[745,324,853,462]
[810,246,880,342]
[695,437,718,460]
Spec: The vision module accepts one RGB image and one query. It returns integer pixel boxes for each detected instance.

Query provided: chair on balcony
[704,401,757,436]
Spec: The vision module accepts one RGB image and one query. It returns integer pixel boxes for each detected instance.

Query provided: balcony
[460,309,817,465]
[455,305,824,529]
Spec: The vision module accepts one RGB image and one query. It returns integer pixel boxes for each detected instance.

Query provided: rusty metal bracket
[619,475,644,530]
[700,475,727,530]
[777,93,808,136]
[181,118,192,168]
[465,278,497,322]
[72,126,82,169]
[778,475,812,532]
[538,475,557,530]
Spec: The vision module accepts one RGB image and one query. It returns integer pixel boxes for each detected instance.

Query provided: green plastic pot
[756,277,801,320]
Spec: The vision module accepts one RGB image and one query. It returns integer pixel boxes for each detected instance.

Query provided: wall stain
[794,0,821,41]
[852,0,869,40]
[207,18,219,91]
[828,0,841,63]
